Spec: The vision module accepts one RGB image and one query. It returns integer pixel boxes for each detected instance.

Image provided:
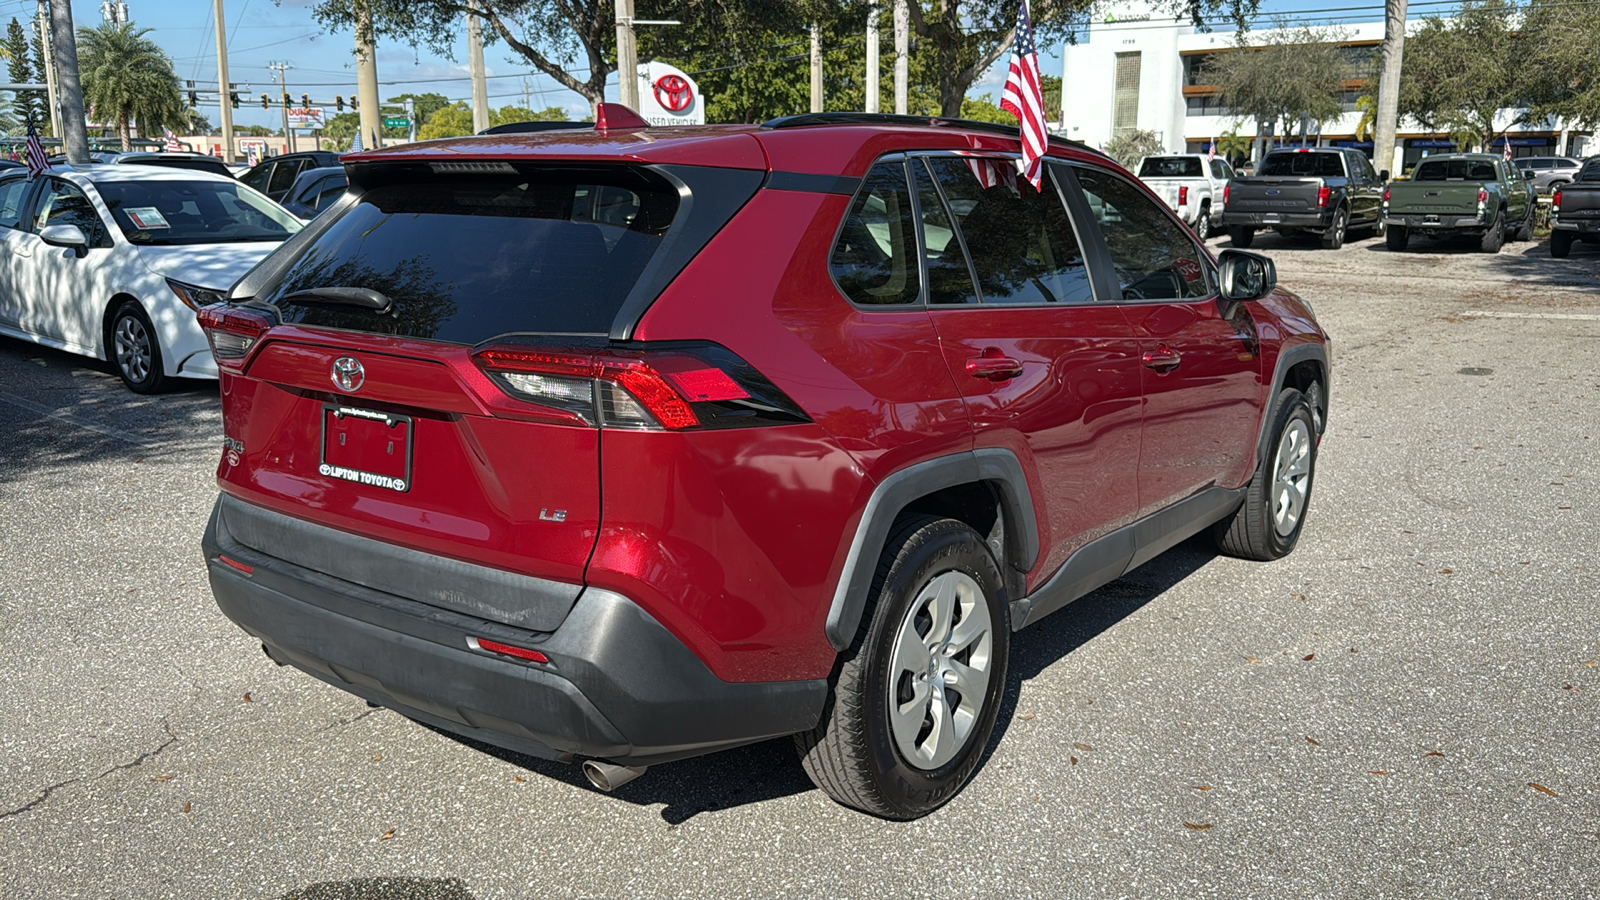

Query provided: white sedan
[0,164,301,392]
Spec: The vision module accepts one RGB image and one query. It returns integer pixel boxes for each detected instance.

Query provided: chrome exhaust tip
[582,760,648,792]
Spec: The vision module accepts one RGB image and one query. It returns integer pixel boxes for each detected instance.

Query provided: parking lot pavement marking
[0,390,161,449]
[1462,311,1600,321]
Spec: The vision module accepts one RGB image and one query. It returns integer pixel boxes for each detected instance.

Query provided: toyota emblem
[331,356,365,392]
[653,74,694,113]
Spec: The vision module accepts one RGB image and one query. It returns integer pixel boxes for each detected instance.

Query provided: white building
[1058,1,1592,172]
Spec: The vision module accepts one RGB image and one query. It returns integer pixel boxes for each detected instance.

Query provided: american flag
[164,126,184,152]
[999,0,1046,189]
[24,117,47,180]
[1502,138,1511,162]
[1209,138,1216,161]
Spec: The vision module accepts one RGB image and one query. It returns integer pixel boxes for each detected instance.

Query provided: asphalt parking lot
[1,232,1597,899]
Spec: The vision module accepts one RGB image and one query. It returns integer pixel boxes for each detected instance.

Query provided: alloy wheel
[114,315,152,385]
[887,570,995,770]
[1272,417,1313,537]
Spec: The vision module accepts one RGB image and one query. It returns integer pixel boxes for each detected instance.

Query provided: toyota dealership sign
[636,61,704,126]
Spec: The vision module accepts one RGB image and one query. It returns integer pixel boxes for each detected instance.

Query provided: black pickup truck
[1220,147,1386,250]
[1550,158,1600,258]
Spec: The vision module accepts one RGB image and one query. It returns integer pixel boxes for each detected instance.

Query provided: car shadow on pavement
[280,877,476,900]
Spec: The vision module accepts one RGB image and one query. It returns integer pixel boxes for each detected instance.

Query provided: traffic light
[230,90,240,109]
[350,98,359,112]
[281,92,291,108]
[186,80,197,108]
[336,95,344,112]
[301,93,309,108]
[261,93,269,109]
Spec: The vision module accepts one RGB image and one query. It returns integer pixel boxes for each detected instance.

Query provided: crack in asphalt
[0,721,179,821]
[313,706,379,735]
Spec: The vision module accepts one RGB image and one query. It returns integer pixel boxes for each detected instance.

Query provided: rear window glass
[1257,152,1345,177]
[1138,157,1203,178]
[830,160,920,306]
[126,157,233,177]
[262,168,680,342]
[1413,159,1497,182]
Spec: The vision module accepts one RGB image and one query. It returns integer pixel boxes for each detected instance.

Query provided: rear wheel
[1551,231,1573,258]
[1514,206,1535,242]
[1195,206,1212,240]
[1320,207,1347,249]
[1386,225,1409,251]
[796,515,1010,819]
[109,301,168,394]
[1479,212,1504,253]
[1216,388,1318,561]
[1229,226,1256,248]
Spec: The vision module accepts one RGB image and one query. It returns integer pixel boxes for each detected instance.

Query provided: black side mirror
[1379,169,1390,182]
[1217,248,1276,303]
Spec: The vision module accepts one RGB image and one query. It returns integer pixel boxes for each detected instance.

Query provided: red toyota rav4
[200,108,1329,819]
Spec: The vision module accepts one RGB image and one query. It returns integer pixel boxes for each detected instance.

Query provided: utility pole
[467,0,490,133]
[809,22,822,113]
[893,0,908,115]
[523,77,531,112]
[269,61,294,152]
[1373,0,1406,177]
[35,2,61,140]
[214,0,236,163]
[48,0,88,162]
[865,4,879,114]
[355,0,382,148]
[613,0,638,110]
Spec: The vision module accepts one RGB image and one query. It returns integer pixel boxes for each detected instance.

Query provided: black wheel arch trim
[1254,343,1329,471]
[824,449,1040,651]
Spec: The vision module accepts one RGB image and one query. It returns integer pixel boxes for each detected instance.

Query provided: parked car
[105,151,236,179]
[198,107,1330,820]
[279,165,347,219]
[1135,153,1233,238]
[1382,154,1535,253]
[0,164,302,392]
[1517,156,1584,195]
[1549,158,1600,258]
[1220,147,1386,249]
[237,151,342,201]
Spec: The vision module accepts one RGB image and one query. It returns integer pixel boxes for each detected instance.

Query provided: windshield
[1138,157,1203,178]
[1257,152,1345,177]
[97,180,302,245]
[1413,159,1497,182]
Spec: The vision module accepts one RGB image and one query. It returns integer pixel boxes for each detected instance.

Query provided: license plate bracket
[1263,213,1281,224]
[318,405,413,492]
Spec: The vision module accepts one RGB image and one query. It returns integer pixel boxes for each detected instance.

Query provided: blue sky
[10,0,1415,131]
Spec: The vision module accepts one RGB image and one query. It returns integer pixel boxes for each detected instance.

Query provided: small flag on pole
[999,0,1046,190]
[1502,137,1512,162]
[163,126,184,152]
[1209,138,1217,161]
[24,117,48,181]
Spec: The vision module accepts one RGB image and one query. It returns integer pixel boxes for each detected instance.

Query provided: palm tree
[76,22,182,151]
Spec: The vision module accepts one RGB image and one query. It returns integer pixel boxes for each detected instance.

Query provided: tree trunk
[118,113,131,152]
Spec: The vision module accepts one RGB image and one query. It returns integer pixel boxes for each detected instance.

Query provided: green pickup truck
[1383,154,1536,253]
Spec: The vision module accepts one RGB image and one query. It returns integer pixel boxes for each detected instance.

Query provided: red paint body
[213,119,1330,687]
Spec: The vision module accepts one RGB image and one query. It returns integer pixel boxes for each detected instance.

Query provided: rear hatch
[1389,158,1497,215]
[1230,152,1343,216]
[1136,157,1204,212]
[204,160,760,632]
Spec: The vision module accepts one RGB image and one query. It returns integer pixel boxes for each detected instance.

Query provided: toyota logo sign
[653,74,694,113]
[331,356,365,392]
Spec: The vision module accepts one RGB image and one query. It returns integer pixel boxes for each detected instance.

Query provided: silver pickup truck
[1135,154,1233,238]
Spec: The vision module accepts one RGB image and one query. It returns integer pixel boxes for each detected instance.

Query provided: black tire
[1195,205,1212,240]
[1550,230,1573,258]
[796,515,1010,820]
[108,300,168,394]
[1478,212,1504,253]
[1229,226,1255,248]
[1514,206,1535,242]
[1320,207,1347,249]
[1215,388,1318,562]
[1386,225,1409,251]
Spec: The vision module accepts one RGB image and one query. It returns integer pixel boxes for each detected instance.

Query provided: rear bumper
[1551,218,1600,233]
[202,497,827,766]
[1384,214,1486,232]
[1220,211,1332,230]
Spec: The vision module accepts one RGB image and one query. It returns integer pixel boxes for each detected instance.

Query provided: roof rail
[759,112,1106,159]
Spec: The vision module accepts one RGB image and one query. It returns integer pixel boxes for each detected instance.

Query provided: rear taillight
[196,304,274,367]
[1383,187,1390,204]
[1317,186,1330,207]
[1477,187,1488,205]
[1224,184,1230,204]
[1178,185,1188,206]
[1551,189,1561,212]
[474,342,810,431]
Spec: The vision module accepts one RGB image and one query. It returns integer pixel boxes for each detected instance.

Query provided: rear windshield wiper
[279,286,393,314]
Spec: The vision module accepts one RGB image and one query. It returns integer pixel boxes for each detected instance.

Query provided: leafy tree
[76,22,183,151]
[236,124,277,137]
[1103,127,1163,169]
[416,100,566,140]
[6,19,46,133]
[1208,21,1349,155]
[182,109,213,134]
[1397,0,1519,152]
[1517,0,1600,131]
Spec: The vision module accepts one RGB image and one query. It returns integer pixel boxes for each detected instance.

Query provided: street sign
[384,117,410,128]
[635,62,704,126]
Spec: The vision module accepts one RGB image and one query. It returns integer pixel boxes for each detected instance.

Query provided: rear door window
[829,159,921,306]
[920,156,1094,306]
[262,166,682,341]
[1072,167,1213,301]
